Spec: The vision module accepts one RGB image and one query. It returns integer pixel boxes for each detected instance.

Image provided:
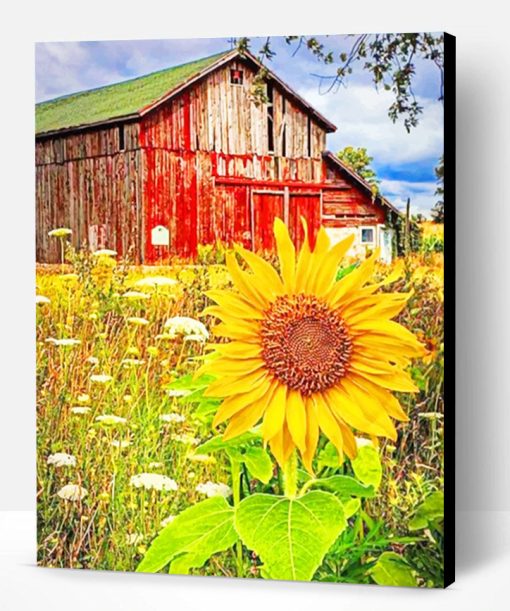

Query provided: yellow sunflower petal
[274,218,296,291]
[225,252,268,308]
[223,398,268,440]
[314,393,344,460]
[295,219,313,293]
[353,369,419,393]
[327,251,379,308]
[213,341,263,359]
[285,390,307,453]
[212,322,260,343]
[262,384,287,441]
[206,356,264,377]
[204,369,267,398]
[234,244,284,296]
[301,397,319,474]
[311,233,355,297]
[213,378,276,427]
[338,421,357,459]
[205,289,265,319]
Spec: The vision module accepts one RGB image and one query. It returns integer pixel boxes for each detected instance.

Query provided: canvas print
[35,33,454,586]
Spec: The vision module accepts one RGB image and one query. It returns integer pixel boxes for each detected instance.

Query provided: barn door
[288,192,321,250]
[251,190,285,252]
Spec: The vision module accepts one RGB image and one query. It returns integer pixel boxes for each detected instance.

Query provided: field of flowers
[36,229,444,586]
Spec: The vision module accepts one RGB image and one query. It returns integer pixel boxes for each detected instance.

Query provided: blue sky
[35,35,444,216]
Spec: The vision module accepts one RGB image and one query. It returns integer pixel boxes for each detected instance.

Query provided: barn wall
[139,60,327,158]
[36,123,143,262]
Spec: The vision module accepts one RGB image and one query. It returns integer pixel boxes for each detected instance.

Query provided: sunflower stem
[283,451,298,499]
[230,457,244,576]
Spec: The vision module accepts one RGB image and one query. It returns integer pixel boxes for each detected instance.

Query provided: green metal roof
[35,50,231,136]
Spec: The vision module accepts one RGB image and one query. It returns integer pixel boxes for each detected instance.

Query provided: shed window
[360,227,375,244]
[230,69,244,85]
[118,125,125,151]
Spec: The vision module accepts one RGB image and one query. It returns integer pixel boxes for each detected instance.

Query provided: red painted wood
[252,192,285,252]
[289,193,321,250]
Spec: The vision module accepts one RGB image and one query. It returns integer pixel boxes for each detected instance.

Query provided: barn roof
[322,151,402,216]
[36,49,336,137]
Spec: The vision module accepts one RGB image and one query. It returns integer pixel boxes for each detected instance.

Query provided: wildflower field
[36,224,445,587]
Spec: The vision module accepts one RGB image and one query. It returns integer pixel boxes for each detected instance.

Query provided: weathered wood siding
[36,123,143,262]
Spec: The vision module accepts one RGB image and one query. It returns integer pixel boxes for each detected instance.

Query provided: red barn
[35,49,400,263]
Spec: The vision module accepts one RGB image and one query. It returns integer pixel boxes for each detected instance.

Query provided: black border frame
[443,31,456,588]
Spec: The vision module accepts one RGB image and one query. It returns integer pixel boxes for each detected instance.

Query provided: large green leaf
[136,497,238,574]
[369,551,417,587]
[312,475,375,499]
[235,491,346,581]
[242,446,273,484]
[409,491,444,531]
[351,445,382,489]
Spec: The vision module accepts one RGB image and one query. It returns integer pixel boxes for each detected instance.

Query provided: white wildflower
[36,295,51,305]
[126,533,144,545]
[172,433,200,445]
[121,290,151,300]
[95,414,127,425]
[111,439,131,448]
[77,394,90,403]
[70,406,91,415]
[159,413,186,424]
[355,437,374,449]
[195,481,232,498]
[121,358,145,367]
[57,484,87,501]
[90,374,113,384]
[184,333,207,343]
[148,462,164,469]
[164,316,209,341]
[130,473,178,492]
[46,338,81,347]
[86,356,99,366]
[166,388,191,398]
[92,249,117,257]
[133,276,178,288]
[47,452,76,467]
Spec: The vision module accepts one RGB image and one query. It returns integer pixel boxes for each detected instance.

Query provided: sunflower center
[260,294,352,395]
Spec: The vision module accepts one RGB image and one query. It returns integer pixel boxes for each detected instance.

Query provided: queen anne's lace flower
[130,473,178,491]
[57,484,87,501]
[195,481,232,498]
[159,413,186,423]
[95,415,127,425]
[164,316,209,341]
[47,453,76,467]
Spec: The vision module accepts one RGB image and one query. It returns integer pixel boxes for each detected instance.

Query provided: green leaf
[312,475,375,499]
[336,263,358,281]
[369,551,417,587]
[235,491,346,581]
[317,442,343,469]
[343,498,361,519]
[242,446,273,484]
[165,373,215,392]
[136,497,238,574]
[351,445,382,489]
[195,431,259,455]
[409,491,444,531]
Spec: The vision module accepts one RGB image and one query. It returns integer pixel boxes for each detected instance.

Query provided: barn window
[230,69,244,85]
[267,82,274,154]
[118,125,125,151]
[360,227,375,244]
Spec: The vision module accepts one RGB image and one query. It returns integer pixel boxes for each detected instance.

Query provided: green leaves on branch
[235,491,347,581]
[311,475,375,499]
[136,497,238,575]
[369,552,417,587]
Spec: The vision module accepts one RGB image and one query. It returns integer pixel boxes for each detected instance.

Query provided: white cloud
[299,83,443,165]
[380,179,437,217]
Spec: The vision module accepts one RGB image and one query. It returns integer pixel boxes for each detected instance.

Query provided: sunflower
[200,219,424,473]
